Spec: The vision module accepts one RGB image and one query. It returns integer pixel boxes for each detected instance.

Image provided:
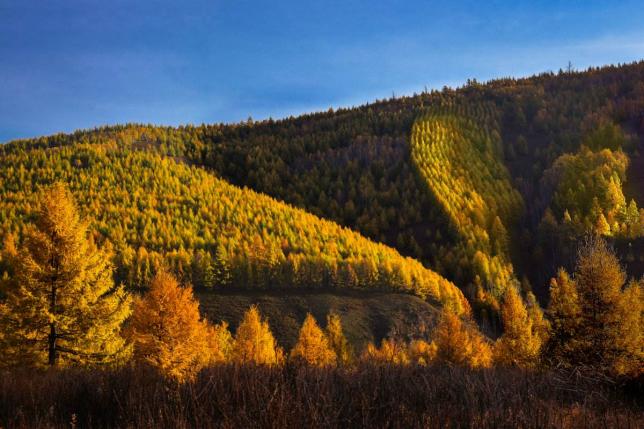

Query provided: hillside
[0,141,469,316]
[411,102,524,303]
[198,290,442,351]
[2,62,644,311]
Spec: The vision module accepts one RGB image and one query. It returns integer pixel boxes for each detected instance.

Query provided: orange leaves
[127,271,230,381]
[232,305,284,366]
[289,313,336,367]
[432,311,492,369]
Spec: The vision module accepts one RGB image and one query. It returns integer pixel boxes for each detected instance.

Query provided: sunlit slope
[0,142,469,315]
[411,103,524,301]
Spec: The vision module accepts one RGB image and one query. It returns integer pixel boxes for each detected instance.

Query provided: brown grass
[0,364,641,428]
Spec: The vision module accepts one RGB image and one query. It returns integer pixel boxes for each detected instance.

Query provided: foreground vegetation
[0,365,641,429]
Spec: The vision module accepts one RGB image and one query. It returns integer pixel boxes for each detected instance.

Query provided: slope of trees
[411,102,524,308]
[0,147,469,315]
[4,62,644,301]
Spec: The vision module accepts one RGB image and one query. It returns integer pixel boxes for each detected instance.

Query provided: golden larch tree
[325,312,353,366]
[126,271,229,381]
[408,339,437,366]
[432,310,492,369]
[494,287,543,368]
[232,305,284,365]
[572,237,642,375]
[361,338,409,365]
[545,268,581,367]
[290,313,336,367]
[0,184,131,367]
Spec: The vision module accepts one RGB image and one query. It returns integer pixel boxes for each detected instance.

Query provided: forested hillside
[2,61,644,308]
[0,141,469,315]
[411,102,524,309]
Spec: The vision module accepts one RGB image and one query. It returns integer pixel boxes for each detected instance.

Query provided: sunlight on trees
[0,184,131,368]
[126,271,229,381]
[289,313,336,367]
[232,305,284,366]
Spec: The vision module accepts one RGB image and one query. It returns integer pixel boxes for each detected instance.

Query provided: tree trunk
[48,285,57,366]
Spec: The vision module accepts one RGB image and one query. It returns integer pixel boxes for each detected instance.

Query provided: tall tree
[545,268,581,367]
[494,287,543,368]
[126,271,230,381]
[572,237,642,374]
[0,184,131,367]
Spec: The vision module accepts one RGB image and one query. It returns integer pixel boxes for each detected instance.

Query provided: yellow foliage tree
[325,312,353,366]
[0,184,131,367]
[494,287,543,368]
[361,338,409,365]
[408,339,437,366]
[614,280,643,377]
[232,305,284,365]
[573,237,642,375]
[545,268,581,366]
[432,311,492,369]
[289,313,336,367]
[127,271,230,381]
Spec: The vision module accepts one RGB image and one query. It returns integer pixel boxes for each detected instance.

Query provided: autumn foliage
[289,313,336,367]
[494,287,545,368]
[232,305,284,366]
[126,271,230,381]
[0,183,131,368]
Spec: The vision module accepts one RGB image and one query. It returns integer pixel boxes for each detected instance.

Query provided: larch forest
[0,62,643,428]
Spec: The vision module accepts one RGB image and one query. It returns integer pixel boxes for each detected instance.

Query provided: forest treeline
[3,61,644,310]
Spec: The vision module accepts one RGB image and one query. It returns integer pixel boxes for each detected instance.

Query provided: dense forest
[0,145,467,314]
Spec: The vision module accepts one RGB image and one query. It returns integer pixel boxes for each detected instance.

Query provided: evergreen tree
[573,237,641,374]
[432,310,492,369]
[0,184,131,367]
[289,313,336,367]
[232,305,283,365]
[494,287,543,368]
[545,268,581,367]
[126,271,228,381]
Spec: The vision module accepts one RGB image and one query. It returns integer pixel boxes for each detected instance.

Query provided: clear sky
[2,0,644,142]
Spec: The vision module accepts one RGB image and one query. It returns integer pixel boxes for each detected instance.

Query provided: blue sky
[1,0,644,142]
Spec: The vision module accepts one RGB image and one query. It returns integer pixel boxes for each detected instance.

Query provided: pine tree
[613,280,643,377]
[126,271,227,381]
[0,184,131,368]
[325,312,353,366]
[232,305,283,365]
[289,313,336,367]
[494,287,542,368]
